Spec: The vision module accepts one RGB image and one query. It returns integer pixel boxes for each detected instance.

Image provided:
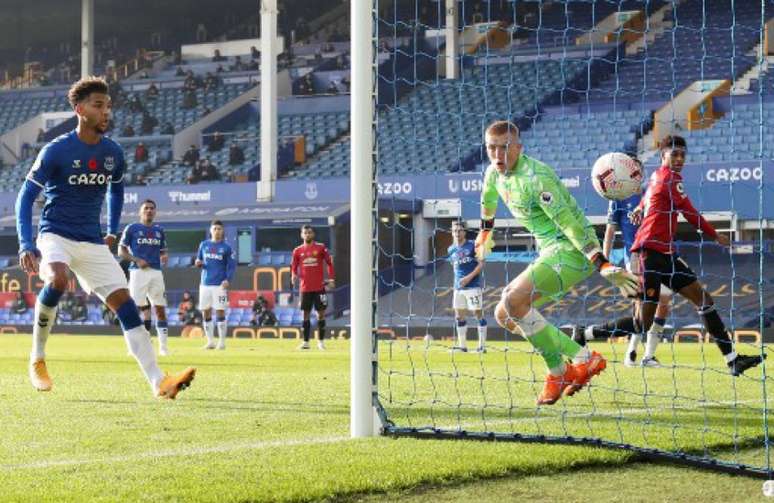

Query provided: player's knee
[49,274,69,293]
[494,302,510,328]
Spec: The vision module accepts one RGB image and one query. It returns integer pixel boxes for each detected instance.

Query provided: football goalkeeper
[476,120,639,405]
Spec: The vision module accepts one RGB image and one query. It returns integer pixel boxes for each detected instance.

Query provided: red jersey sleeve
[323,246,334,280]
[671,176,718,240]
[291,248,300,276]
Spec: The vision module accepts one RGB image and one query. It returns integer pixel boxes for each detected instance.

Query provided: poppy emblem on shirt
[88,158,98,170]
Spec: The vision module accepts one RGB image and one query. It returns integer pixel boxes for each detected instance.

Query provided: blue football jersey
[26,131,125,244]
[447,240,481,290]
[120,222,167,270]
[197,239,236,286]
[607,193,642,263]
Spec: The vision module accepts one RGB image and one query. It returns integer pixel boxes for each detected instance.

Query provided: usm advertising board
[0,159,769,223]
[273,160,773,220]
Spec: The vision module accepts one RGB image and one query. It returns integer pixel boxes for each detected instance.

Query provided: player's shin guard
[317,319,326,340]
[455,319,468,348]
[116,299,163,389]
[216,316,227,345]
[515,308,584,375]
[31,285,64,361]
[203,318,215,345]
[699,305,736,362]
[302,320,311,342]
[156,320,169,352]
[477,319,487,348]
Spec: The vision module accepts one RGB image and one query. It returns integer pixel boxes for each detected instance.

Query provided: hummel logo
[72,160,82,169]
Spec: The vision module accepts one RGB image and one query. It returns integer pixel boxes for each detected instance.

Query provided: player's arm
[160,229,169,266]
[194,242,204,267]
[602,201,618,259]
[104,150,125,248]
[16,146,55,273]
[475,167,499,259]
[290,249,299,288]
[323,247,335,288]
[673,181,726,246]
[222,248,236,289]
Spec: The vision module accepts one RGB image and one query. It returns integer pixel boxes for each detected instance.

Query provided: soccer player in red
[631,135,764,376]
[291,225,335,350]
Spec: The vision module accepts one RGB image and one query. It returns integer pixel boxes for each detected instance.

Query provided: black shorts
[639,249,697,303]
[300,291,328,311]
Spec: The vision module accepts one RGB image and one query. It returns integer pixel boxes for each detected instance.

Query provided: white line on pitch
[2,435,351,470]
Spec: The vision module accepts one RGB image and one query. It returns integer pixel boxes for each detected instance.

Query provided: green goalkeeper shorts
[523,245,594,308]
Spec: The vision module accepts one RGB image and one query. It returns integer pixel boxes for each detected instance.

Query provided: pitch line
[2,434,351,470]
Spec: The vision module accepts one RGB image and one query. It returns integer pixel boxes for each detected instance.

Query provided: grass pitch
[0,334,767,502]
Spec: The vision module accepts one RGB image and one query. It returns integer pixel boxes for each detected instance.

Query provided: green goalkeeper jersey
[481,153,600,256]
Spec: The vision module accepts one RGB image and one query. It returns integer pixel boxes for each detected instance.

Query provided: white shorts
[199,284,228,311]
[627,252,673,296]
[129,268,167,307]
[37,232,126,299]
[453,288,483,311]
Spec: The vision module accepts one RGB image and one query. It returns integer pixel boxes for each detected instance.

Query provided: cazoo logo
[705,167,762,182]
[377,181,413,195]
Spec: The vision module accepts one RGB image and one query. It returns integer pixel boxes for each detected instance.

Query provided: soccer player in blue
[447,220,487,353]
[119,199,170,356]
[195,220,236,350]
[574,169,672,367]
[15,76,195,398]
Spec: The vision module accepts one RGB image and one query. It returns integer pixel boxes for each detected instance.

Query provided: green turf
[0,334,769,502]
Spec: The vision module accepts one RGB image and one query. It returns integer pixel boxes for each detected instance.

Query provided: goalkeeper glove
[589,251,639,297]
[475,220,495,260]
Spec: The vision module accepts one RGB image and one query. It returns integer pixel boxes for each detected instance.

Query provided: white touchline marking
[2,435,351,470]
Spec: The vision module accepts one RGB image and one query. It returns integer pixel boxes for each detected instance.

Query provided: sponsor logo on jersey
[68,172,112,185]
[203,252,224,261]
[137,237,162,246]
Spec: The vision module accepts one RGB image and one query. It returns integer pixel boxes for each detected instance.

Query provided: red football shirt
[631,165,718,254]
[291,242,335,292]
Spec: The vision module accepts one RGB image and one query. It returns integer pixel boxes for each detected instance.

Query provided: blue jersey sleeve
[159,228,167,252]
[226,245,236,281]
[15,180,43,253]
[197,241,205,261]
[26,143,57,189]
[119,224,132,248]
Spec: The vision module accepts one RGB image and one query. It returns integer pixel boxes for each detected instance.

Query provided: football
[590,152,644,200]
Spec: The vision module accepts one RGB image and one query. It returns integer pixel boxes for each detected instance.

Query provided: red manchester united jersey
[291,242,334,292]
[631,165,717,254]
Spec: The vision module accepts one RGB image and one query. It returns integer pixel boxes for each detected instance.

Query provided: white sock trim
[515,308,548,337]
